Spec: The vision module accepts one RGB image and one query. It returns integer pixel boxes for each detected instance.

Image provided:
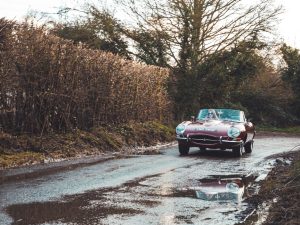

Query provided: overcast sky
[0,0,300,49]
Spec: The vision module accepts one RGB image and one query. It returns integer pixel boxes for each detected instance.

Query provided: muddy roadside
[240,149,300,225]
[0,121,176,183]
[0,121,175,169]
[252,129,300,224]
[261,149,300,225]
[0,142,176,184]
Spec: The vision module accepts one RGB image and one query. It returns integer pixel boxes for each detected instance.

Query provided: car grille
[189,135,220,144]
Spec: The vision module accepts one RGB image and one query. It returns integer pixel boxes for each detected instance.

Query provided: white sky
[0,0,78,18]
[0,0,300,49]
[275,0,300,49]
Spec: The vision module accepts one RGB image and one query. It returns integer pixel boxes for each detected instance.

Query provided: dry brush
[0,19,171,134]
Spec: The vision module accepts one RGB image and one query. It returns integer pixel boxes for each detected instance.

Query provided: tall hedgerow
[0,19,171,134]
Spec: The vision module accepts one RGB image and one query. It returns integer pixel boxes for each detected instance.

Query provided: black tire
[244,141,253,153]
[232,143,243,157]
[199,147,206,152]
[179,143,190,156]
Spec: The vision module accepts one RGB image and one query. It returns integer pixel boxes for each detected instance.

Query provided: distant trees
[51,9,130,59]
[281,44,300,120]
[65,0,280,120]
[193,40,266,109]
[119,0,281,67]
[0,18,16,131]
[120,0,282,119]
[53,0,281,66]
[188,39,296,126]
[237,64,295,126]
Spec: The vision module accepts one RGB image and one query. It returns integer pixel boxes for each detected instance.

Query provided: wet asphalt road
[1,135,300,225]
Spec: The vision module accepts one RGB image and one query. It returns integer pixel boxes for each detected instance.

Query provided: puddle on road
[194,177,244,202]
[171,174,258,203]
[3,171,262,225]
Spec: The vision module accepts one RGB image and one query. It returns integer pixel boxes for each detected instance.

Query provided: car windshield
[197,109,245,122]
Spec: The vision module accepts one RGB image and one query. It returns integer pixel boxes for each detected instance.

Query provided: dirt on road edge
[0,121,174,169]
[242,149,300,225]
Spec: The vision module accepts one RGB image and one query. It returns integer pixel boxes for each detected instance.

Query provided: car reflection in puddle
[193,177,245,202]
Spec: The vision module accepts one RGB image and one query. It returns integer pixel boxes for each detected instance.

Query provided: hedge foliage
[0,19,171,133]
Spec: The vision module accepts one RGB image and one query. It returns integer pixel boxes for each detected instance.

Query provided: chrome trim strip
[176,135,243,145]
[191,138,217,142]
[221,140,243,144]
[176,137,188,140]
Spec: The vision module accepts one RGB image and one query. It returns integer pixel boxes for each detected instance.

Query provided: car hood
[182,119,245,136]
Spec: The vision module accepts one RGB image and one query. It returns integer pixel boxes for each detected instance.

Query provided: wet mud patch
[121,173,163,189]
[195,206,210,213]
[221,209,239,215]
[130,199,161,207]
[159,188,197,198]
[175,214,198,224]
[5,174,166,225]
[6,200,142,225]
[5,185,144,225]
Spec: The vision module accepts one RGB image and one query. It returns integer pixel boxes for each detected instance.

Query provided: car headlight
[227,127,241,138]
[176,124,186,134]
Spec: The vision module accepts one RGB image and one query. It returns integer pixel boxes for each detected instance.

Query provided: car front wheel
[199,147,206,152]
[179,143,190,156]
[244,141,253,153]
[232,143,243,157]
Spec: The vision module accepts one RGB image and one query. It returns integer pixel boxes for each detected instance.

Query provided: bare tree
[116,0,282,71]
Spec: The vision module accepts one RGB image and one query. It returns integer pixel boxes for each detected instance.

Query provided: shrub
[0,20,171,134]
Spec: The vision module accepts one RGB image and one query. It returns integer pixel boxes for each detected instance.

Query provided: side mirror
[191,116,195,122]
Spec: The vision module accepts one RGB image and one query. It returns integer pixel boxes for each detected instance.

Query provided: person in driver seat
[206,109,218,119]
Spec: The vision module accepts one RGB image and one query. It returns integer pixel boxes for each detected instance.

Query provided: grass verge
[0,121,174,169]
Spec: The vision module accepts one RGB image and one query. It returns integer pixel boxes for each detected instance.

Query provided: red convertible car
[176,109,255,157]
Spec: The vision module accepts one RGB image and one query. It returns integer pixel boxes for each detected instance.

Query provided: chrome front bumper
[176,135,243,145]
